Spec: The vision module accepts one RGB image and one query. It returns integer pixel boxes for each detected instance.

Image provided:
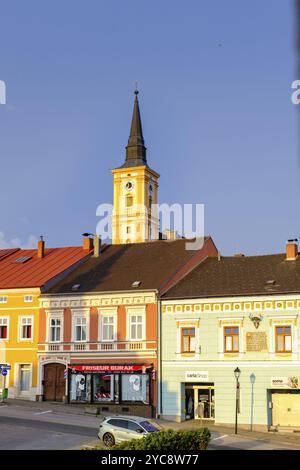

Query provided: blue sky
[0,0,298,255]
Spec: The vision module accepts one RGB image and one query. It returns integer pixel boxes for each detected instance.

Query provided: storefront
[185,383,215,420]
[67,364,155,417]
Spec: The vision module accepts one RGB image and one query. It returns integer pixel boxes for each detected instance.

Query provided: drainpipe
[156,293,162,418]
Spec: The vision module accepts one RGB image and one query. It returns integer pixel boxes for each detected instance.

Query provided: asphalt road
[0,415,96,450]
[0,401,299,450]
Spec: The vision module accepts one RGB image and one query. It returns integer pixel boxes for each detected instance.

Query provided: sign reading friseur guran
[246,332,268,352]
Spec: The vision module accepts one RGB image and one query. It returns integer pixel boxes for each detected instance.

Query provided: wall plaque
[246,332,268,351]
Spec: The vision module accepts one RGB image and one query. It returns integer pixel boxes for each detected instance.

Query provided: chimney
[83,236,94,251]
[37,236,45,259]
[286,239,298,261]
[93,234,101,257]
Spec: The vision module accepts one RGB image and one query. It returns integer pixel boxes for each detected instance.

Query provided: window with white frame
[74,316,87,342]
[102,316,115,341]
[50,318,61,342]
[20,317,33,340]
[275,325,292,352]
[0,296,8,304]
[0,317,8,340]
[224,326,239,352]
[129,314,144,340]
[24,295,33,303]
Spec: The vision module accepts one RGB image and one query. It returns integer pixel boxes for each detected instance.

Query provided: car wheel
[103,432,115,447]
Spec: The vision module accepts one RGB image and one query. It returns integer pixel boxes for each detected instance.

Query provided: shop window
[50,318,61,342]
[93,374,114,402]
[224,326,239,352]
[20,317,33,340]
[130,315,144,340]
[69,373,91,402]
[20,364,31,392]
[74,317,87,342]
[275,326,292,352]
[181,328,195,353]
[121,374,149,404]
[0,318,8,339]
[102,316,115,341]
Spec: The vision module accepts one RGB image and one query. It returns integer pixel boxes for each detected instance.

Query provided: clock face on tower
[124,181,134,192]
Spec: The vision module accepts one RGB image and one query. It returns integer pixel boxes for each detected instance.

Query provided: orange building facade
[38,291,158,417]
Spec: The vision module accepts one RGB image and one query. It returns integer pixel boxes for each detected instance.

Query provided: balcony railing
[39,340,156,353]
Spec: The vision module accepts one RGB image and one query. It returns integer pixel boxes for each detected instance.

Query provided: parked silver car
[98,415,161,447]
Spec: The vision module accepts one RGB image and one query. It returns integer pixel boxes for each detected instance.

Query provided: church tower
[112,90,159,244]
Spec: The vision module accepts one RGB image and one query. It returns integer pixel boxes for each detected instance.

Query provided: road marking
[212,434,228,440]
[34,410,53,415]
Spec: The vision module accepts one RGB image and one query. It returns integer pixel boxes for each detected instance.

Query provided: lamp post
[234,367,241,434]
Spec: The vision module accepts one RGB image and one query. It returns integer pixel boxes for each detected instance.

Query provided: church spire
[124,89,147,167]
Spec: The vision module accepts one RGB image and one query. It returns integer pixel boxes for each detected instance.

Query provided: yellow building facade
[0,288,40,400]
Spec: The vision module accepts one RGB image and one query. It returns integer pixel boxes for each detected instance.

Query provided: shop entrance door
[44,363,65,401]
[194,386,215,420]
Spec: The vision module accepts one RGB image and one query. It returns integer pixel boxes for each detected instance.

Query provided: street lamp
[234,367,241,434]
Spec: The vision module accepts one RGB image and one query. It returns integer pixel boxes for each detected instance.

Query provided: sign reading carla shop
[271,377,299,389]
[68,364,151,373]
[185,371,209,382]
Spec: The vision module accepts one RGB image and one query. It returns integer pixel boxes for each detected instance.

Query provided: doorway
[43,363,65,401]
[185,384,215,420]
[272,391,300,427]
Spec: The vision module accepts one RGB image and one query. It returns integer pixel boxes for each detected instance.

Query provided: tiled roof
[162,253,300,299]
[0,247,92,289]
[46,238,215,294]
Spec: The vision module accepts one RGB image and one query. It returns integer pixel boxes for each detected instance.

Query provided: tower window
[126,195,133,207]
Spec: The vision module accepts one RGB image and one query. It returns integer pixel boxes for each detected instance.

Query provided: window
[20,317,33,340]
[121,374,149,403]
[130,315,144,340]
[275,326,292,352]
[140,420,160,432]
[126,194,133,207]
[69,373,91,402]
[50,318,61,342]
[126,226,131,234]
[74,317,87,342]
[20,364,31,392]
[127,421,144,433]
[224,326,239,352]
[24,295,33,303]
[0,296,7,303]
[181,328,196,353]
[93,374,114,402]
[102,316,115,341]
[108,419,129,429]
[0,318,8,339]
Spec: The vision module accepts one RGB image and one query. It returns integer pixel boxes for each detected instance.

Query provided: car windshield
[140,420,160,432]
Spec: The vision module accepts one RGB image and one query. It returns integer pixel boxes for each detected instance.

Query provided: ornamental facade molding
[40,292,156,309]
[162,298,300,314]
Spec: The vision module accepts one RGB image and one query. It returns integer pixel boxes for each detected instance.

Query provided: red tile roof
[0,247,92,289]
